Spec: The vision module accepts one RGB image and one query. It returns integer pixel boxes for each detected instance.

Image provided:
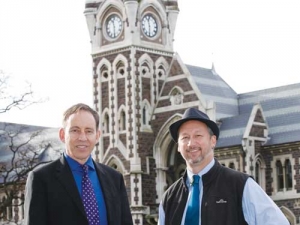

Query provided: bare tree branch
[0,70,54,224]
[0,70,47,114]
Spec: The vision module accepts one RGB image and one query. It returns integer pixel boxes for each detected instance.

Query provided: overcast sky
[1,0,300,127]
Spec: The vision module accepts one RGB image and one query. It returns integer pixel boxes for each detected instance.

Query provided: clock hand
[113,19,117,37]
[148,19,151,35]
[150,21,153,35]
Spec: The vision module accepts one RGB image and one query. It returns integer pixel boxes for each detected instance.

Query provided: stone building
[1,0,299,224]
[83,0,300,224]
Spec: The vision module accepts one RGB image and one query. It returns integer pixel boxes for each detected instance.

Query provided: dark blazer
[24,155,133,225]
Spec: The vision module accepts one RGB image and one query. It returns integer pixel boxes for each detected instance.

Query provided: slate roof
[215,113,251,148]
[238,84,300,146]
[187,64,300,148]
[186,64,239,119]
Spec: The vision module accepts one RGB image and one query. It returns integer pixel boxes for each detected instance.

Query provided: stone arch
[280,206,295,225]
[155,56,169,79]
[97,58,111,82]
[169,86,184,106]
[101,108,110,135]
[97,57,111,69]
[271,154,295,195]
[106,154,126,174]
[138,53,156,106]
[111,55,129,139]
[139,1,167,26]
[113,54,129,78]
[153,112,185,203]
[154,56,169,102]
[117,104,127,132]
[254,153,266,191]
[138,53,154,78]
[97,0,125,23]
[140,99,152,132]
[94,58,111,113]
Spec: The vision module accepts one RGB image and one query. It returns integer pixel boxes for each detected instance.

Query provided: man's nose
[78,131,88,140]
[187,137,195,146]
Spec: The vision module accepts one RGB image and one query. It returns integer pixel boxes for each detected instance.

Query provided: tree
[0,71,61,224]
[0,70,44,114]
[0,123,60,224]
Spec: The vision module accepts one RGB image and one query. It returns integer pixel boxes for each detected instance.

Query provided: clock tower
[84,0,179,224]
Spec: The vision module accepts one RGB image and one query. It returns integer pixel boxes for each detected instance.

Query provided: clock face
[142,14,158,38]
[106,14,123,39]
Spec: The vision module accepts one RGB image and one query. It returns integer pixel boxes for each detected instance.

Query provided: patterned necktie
[185,175,200,225]
[81,164,100,225]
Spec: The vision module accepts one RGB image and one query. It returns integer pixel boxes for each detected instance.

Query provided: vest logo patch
[216,199,227,204]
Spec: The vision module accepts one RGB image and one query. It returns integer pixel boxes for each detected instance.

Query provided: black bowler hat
[169,108,219,142]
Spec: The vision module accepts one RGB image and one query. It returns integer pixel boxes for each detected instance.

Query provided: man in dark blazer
[24,103,133,225]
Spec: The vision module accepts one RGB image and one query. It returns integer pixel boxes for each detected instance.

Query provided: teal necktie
[185,175,200,225]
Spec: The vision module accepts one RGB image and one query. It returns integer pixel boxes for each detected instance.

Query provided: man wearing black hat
[158,108,289,225]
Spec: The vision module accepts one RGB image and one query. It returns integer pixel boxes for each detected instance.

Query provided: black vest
[162,159,249,225]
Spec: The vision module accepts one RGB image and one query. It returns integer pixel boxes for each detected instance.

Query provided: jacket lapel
[55,156,86,217]
[94,162,117,223]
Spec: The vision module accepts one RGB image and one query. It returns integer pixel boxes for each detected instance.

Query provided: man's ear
[96,129,101,143]
[59,128,66,143]
[211,135,217,148]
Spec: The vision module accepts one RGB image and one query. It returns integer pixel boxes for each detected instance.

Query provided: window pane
[255,162,260,184]
[285,159,293,190]
[276,160,284,191]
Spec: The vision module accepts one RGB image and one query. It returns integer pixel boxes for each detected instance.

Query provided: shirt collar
[186,158,215,185]
[64,152,95,171]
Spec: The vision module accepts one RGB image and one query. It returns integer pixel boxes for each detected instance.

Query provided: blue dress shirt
[64,153,108,225]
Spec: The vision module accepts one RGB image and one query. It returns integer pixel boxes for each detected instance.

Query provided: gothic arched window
[141,62,150,77]
[116,61,125,77]
[100,64,109,79]
[170,87,183,105]
[142,106,147,125]
[104,113,110,133]
[255,161,260,184]
[119,110,126,131]
[276,160,284,191]
[157,65,165,78]
[285,159,293,190]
